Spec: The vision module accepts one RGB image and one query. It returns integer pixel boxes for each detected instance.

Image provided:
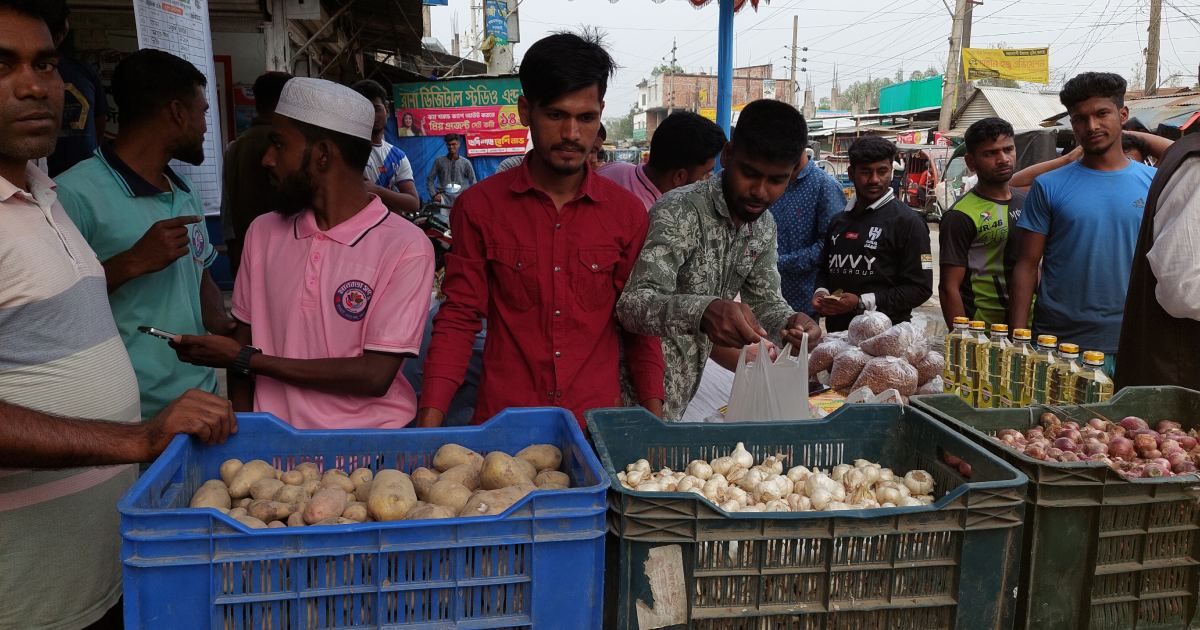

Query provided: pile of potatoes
[188,443,569,529]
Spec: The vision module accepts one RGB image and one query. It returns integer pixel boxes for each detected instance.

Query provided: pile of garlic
[616,442,936,513]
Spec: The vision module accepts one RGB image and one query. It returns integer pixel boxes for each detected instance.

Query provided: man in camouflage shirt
[617,100,821,419]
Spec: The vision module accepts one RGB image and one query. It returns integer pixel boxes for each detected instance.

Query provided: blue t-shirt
[768,160,846,315]
[1016,159,1155,353]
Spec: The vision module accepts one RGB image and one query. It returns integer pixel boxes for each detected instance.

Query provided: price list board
[133,0,223,216]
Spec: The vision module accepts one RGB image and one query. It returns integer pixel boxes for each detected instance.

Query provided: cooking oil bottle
[977,324,1011,409]
[1047,343,1081,405]
[1023,334,1059,406]
[1071,350,1114,404]
[958,320,988,406]
[999,328,1034,408]
[943,317,970,393]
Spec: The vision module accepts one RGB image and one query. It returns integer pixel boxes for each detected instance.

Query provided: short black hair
[253,71,292,118]
[350,79,389,106]
[112,49,206,127]
[964,117,1014,154]
[1060,72,1126,111]
[729,99,807,164]
[444,133,460,145]
[1122,132,1150,158]
[291,119,372,172]
[0,0,58,30]
[597,124,607,141]
[848,135,896,167]
[519,32,615,107]
[648,112,726,172]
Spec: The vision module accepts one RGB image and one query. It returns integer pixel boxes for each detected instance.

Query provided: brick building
[632,64,795,142]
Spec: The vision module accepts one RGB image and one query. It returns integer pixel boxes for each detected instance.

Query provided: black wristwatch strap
[232,346,262,376]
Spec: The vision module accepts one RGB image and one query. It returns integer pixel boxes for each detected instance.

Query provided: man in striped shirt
[0,3,235,627]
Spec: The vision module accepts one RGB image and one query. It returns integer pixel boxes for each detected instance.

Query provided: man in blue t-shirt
[1009,72,1155,365]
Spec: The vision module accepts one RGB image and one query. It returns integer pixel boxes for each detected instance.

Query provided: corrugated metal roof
[953,87,1063,132]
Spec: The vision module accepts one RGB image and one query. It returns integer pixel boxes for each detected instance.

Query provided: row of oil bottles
[943,317,1114,408]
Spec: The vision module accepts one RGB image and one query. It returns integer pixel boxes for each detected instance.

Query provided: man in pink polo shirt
[172,78,434,429]
[597,111,726,211]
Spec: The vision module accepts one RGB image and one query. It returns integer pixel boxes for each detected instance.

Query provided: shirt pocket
[574,246,621,311]
[486,245,539,312]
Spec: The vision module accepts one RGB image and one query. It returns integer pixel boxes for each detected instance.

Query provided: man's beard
[721,171,769,225]
[270,150,316,217]
[176,139,205,166]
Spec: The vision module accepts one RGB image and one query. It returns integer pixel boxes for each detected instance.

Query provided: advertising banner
[466,130,528,156]
[962,47,1050,84]
[394,78,526,137]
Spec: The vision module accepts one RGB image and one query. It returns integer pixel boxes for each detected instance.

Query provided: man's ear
[670,168,688,189]
[313,140,334,172]
[518,95,531,127]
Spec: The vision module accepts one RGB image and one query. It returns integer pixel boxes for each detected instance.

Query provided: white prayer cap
[275,77,374,142]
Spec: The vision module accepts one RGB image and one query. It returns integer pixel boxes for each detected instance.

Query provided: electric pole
[666,39,678,115]
[1146,0,1162,95]
[938,0,969,132]
[958,0,975,109]
[789,15,799,107]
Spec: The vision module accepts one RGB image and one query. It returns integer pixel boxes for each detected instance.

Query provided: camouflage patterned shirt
[616,175,795,419]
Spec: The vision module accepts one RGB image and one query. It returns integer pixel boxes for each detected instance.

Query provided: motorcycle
[405,200,452,273]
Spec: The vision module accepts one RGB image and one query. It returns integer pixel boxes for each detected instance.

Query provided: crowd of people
[3,0,1200,626]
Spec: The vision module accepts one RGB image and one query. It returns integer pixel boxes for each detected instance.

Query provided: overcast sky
[428,0,1200,118]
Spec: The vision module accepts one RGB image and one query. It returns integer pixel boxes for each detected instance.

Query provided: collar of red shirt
[507,157,612,204]
[293,195,390,246]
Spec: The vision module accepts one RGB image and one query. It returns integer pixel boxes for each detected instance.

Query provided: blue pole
[716,0,734,138]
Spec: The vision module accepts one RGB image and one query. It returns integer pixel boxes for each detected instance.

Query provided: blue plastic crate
[586,404,1029,630]
[118,408,607,629]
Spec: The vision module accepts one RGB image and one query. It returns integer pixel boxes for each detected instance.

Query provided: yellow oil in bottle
[1072,350,1114,404]
[1047,343,1081,405]
[943,317,970,393]
[999,329,1034,408]
[977,324,1011,409]
[1023,335,1059,406]
[958,321,988,406]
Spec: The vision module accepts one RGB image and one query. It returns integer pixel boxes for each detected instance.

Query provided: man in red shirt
[415,33,665,427]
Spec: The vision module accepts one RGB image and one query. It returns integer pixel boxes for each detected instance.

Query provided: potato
[349,468,374,486]
[219,459,243,486]
[341,502,369,522]
[516,444,563,472]
[287,507,306,527]
[248,499,294,523]
[250,478,285,501]
[302,479,320,497]
[411,467,439,500]
[275,484,308,505]
[427,480,472,511]
[191,479,232,509]
[215,507,230,515]
[281,470,305,486]
[534,470,570,490]
[235,497,252,509]
[295,462,320,483]
[480,452,533,490]
[354,479,373,503]
[439,463,481,491]
[267,520,286,528]
[320,473,355,494]
[228,460,277,499]
[303,487,349,525]
[313,517,356,526]
[235,514,268,529]
[406,503,457,520]
[229,507,248,518]
[433,444,483,472]
[458,486,531,517]
[367,469,417,521]
[513,457,537,481]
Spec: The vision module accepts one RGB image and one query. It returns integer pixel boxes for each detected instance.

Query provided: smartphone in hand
[138,326,179,341]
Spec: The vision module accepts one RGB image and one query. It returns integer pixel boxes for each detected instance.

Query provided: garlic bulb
[805,472,838,498]
[878,468,895,483]
[635,481,663,492]
[740,503,766,512]
[726,486,750,508]
[809,488,832,510]
[719,499,741,513]
[735,468,764,492]
[786,466,811,483]
[701,477,727,499]
[633,459,650,472]
[755,455,784,476]
[731,442,754,469]
[710,456,736,476]
[658,468,674,478]
[626,470,646,486]
[903,470,934,496]
[686,460,713,480]
[676,476,702,493]
[726,466,749,485]
[899,496,924,507]
[764,499,790,512]
[853,459,873,469]
[876,483,902,505]
[831,464,852,482]
[754,475,790,502]
[787,493,811,511]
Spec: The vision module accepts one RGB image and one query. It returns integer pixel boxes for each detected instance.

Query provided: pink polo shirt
[597,162,662,211]
[232,197,434,429]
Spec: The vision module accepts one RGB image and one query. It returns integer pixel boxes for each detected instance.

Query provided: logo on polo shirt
[190,225,206,261]
[334,280,374,321]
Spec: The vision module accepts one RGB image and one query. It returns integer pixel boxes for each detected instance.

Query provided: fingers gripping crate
[585,404,1028,629]
[117,409,607,629]
[912,387,1200,630]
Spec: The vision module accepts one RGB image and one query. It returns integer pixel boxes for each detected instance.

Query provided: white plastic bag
[725,337,812,421]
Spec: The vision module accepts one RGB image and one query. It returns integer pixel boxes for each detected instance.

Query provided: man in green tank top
[939,117,1030,328]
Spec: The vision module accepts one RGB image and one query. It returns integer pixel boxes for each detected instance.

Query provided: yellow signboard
[699,103,746,122]
[962,47,1050,84]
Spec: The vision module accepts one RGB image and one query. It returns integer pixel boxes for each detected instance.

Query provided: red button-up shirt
[420,161,665,426]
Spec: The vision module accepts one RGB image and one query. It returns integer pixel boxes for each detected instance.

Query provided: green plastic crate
[912,386,1200,630]
[586,404,1028,630]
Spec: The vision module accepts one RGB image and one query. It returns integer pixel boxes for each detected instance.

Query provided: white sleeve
[395,156,414,183]
[1148,157,1200,320]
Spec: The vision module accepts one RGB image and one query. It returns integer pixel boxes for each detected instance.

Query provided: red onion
[1027,427,1045,439]
[943,452,963,466]
[1063,421,1080,431]
[1168,452,1189,469]
[1162,439,1182,453]
[1173,461,1197,475]
[1157,420,1182,433]
[1088,453,1111,464]
[1040,412,1061,426]
[1025,444,1047,460]
[957,461,973,477]
[1108,436,1135,460]
[1047,447,1064,459]
[1180,436,1198,450]
[1088,418,1107,430]
[1084,440,1108,456]
[1060,451,1080,462]
[1110,426,1127,437]
[1096,432,1111,445]
[1143,462,1169,478]
[1145,449,1163,460]
[1134,434,1158,453]
[1120,416,1149,432]
[1054,437,1078,452]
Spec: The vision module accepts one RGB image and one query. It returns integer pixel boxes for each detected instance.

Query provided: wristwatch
[232,345,262,376]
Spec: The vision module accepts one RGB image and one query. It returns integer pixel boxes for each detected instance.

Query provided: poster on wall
[394,77,527,142]
[465,129,528,156]
[133,0,223,216]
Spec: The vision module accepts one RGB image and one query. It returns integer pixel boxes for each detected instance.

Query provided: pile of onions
[993,413,1200,479]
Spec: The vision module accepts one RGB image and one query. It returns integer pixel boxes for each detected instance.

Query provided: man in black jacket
[811,136,933,331]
